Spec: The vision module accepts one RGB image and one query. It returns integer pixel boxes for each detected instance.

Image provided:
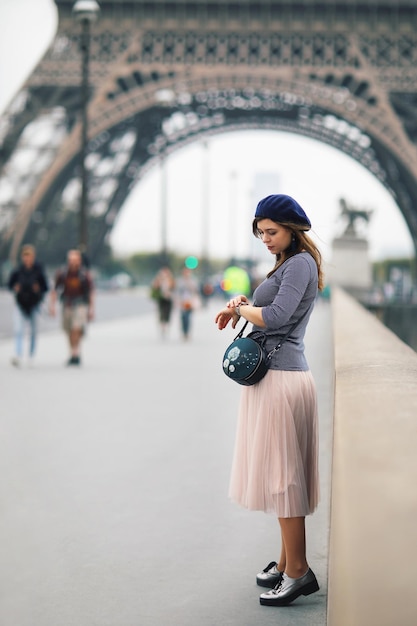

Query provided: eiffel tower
[1,0,417,266]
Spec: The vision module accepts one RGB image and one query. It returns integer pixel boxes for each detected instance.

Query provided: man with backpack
[8,244,49,367]
[49,249,95,366]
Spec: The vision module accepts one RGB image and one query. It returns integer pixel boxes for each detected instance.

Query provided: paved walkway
[0,298,333,626]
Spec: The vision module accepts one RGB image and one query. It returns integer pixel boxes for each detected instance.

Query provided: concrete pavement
[0,297,333,626]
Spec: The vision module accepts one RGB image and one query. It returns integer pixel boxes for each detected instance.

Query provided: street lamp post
[72,0,100,255]
[160,151,168,265]
[201,139,210,277]
[229,170,238,264]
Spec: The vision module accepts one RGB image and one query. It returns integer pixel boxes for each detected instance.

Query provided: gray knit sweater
[251,252,318,371]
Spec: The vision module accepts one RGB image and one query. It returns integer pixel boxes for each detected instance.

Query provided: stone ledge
[328,288,417,626]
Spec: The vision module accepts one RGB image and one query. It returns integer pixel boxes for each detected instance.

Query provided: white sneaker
[11,357,21,367]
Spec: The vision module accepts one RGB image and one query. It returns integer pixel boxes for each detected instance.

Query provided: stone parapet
[328,287,417,626]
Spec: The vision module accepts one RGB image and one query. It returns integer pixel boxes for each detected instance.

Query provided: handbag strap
[235,306,311,358]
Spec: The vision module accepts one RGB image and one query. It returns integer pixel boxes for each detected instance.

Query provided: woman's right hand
[226,295,249,310]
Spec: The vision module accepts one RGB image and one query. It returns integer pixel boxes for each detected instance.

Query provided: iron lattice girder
[17,85,417,262]
[1,1,417,263]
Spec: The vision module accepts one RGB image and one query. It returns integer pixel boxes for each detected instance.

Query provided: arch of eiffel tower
[1,0,417,266]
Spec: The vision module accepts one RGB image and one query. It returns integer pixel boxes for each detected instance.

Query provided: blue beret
[255,194,311,230]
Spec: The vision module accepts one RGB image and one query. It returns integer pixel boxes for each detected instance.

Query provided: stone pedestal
[329,231,372,292]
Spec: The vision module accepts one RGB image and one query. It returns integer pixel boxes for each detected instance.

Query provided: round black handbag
[222,310,310,386]
[222,330,271,386]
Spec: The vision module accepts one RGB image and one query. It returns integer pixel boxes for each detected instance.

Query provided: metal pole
[79,18,90,254]
[229,170,237,264]
[201,139,210,276]
[160,152,168,264]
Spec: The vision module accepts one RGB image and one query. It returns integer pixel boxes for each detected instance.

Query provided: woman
[176,267,200,341]
[151,266,176,338]
[215,194,324,607]
[8,244,48,367]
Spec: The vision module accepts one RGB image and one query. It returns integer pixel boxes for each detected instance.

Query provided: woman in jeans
[8,244,48,367]
[176,267,199,341]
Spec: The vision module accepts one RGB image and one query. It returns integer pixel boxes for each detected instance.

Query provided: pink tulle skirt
[229,369,320,518]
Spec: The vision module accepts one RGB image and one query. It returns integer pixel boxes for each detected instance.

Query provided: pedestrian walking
[49,249,95,366]
[7,244,49,367]
[215,194,324,607]
[150,266,176,338]
[176,267,200,341]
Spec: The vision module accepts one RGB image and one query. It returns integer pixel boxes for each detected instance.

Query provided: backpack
[15,264,46,315]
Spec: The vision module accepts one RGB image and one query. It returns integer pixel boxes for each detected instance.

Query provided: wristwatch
[236,302,249,316]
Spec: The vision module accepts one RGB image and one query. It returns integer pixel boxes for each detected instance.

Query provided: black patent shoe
[259,568,319,606]
[256,561,283,588]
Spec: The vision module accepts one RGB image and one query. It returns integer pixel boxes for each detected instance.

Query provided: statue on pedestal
[339,197,373,236]
[329,198,373,291]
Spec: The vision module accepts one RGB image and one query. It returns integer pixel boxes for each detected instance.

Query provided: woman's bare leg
[277,531,286,572]
[278,516,308,578]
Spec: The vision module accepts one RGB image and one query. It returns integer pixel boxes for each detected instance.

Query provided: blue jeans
[180,308,193,337]
[13,305,39,358]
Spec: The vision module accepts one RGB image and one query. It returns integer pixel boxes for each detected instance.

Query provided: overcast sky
[0,0,414,264]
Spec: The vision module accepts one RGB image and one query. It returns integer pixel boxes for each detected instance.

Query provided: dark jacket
[8,261,49,316]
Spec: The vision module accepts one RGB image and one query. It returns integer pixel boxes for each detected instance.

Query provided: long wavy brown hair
[252,218,324,291]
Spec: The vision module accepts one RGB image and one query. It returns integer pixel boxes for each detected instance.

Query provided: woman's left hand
[215,307,240,330]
